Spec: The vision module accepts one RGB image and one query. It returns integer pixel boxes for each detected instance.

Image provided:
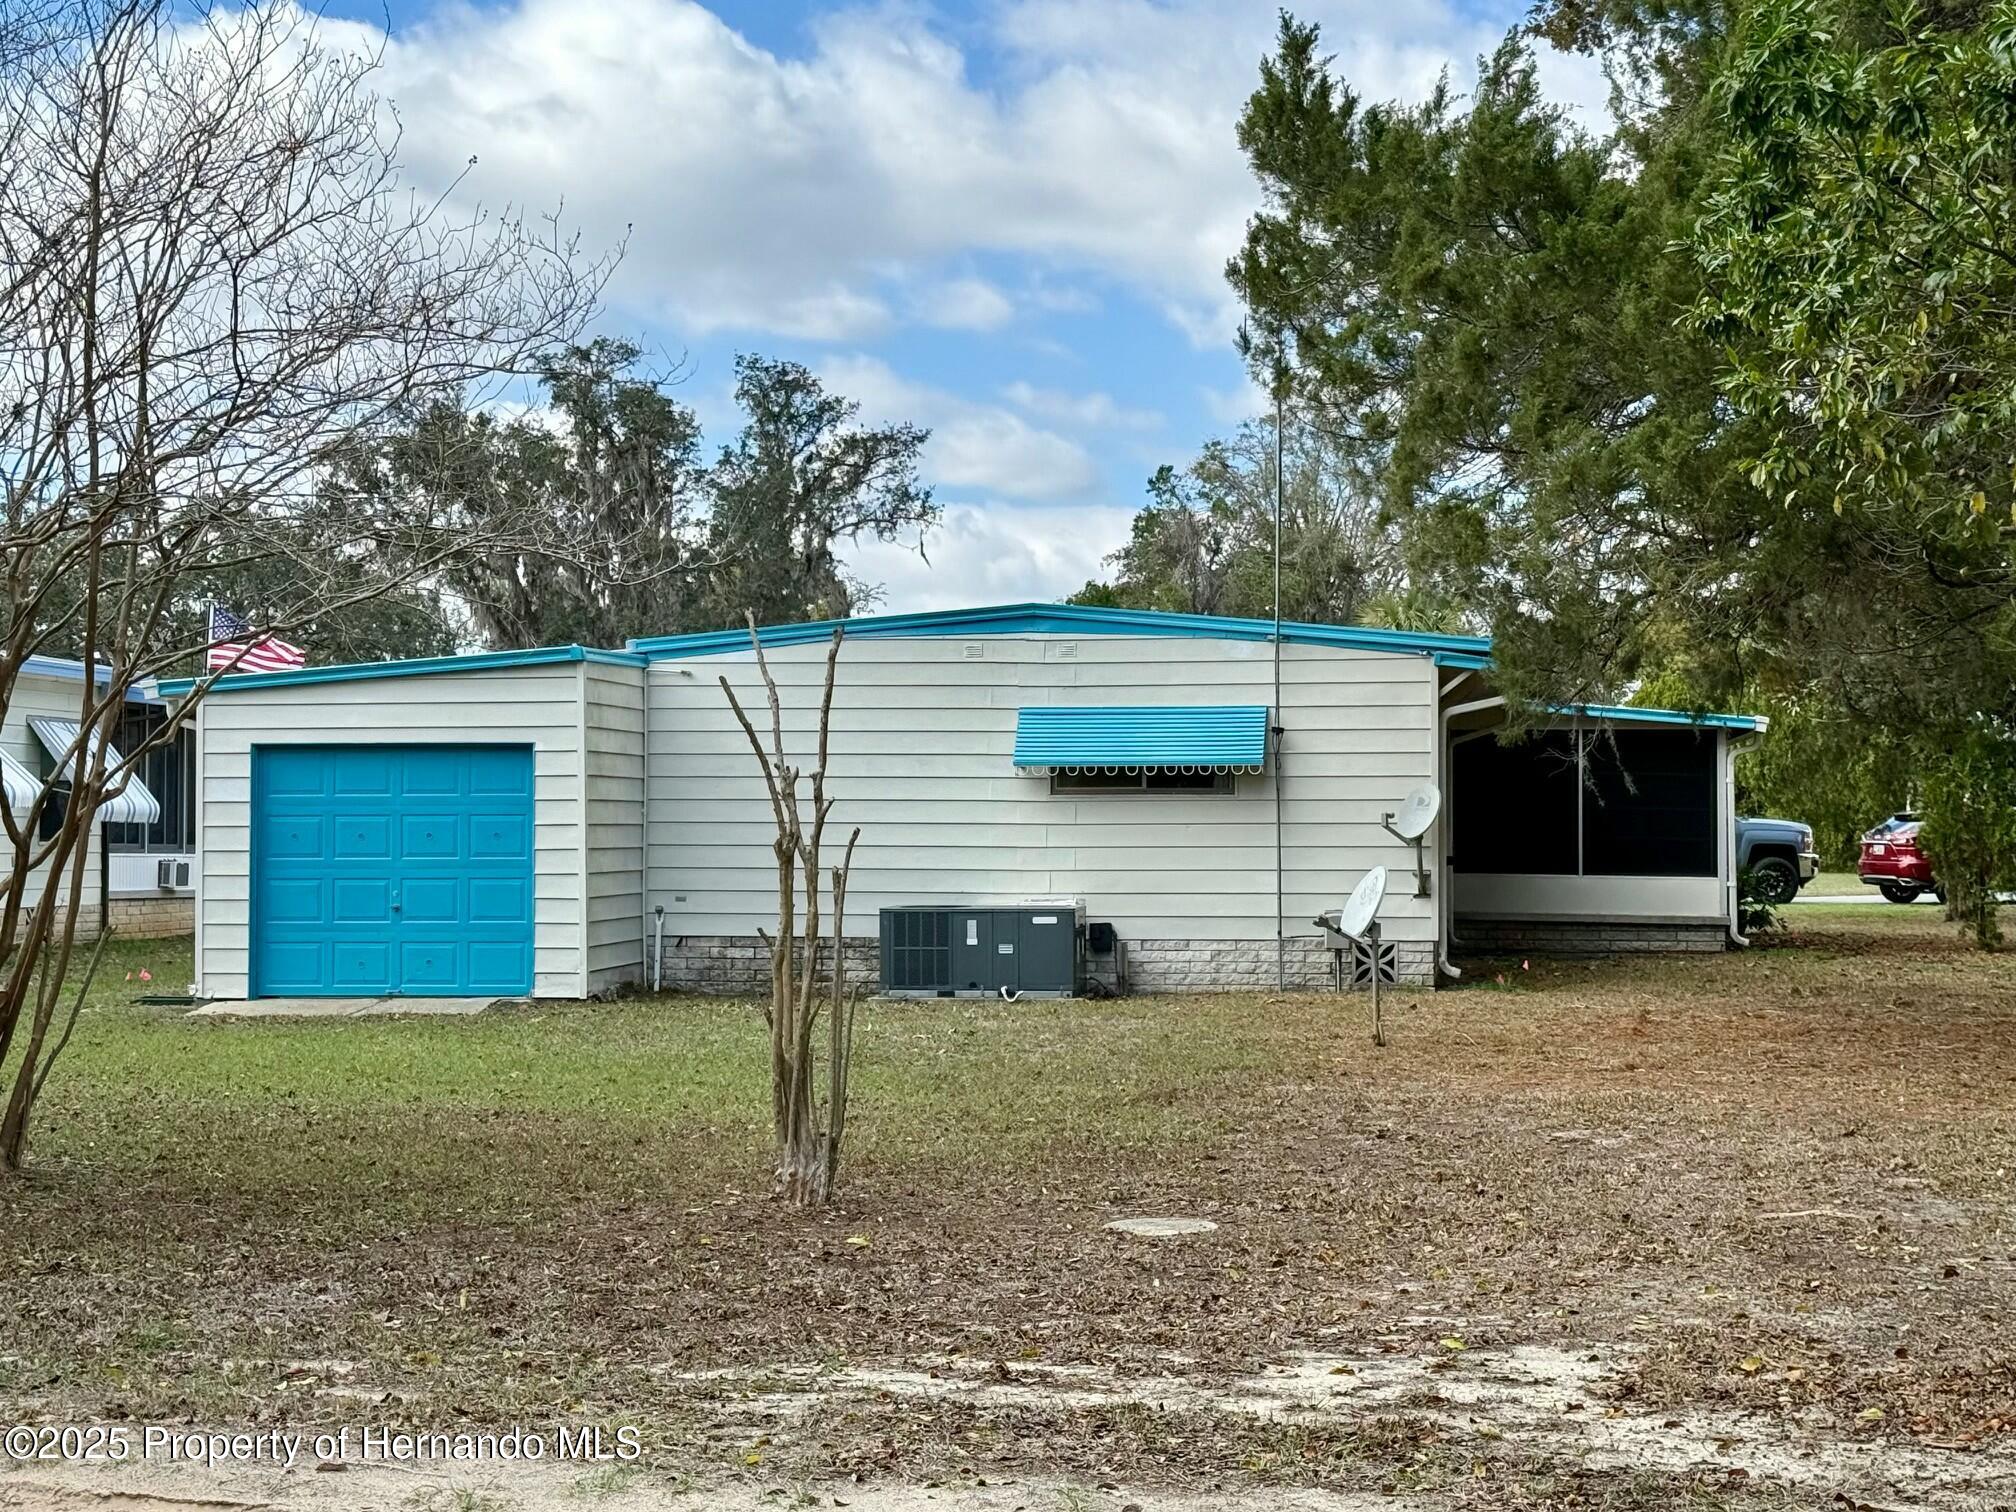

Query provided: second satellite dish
[1390,782,1443,841]
[1337,865,1388,941]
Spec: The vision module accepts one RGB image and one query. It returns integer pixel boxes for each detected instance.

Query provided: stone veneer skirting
[1454,916,1729,956]
[656,933,1437,996]
[105,894,195,939]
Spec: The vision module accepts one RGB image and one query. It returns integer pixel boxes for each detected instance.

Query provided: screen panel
[1581,730,1717,877]
[1452,731,1579,875]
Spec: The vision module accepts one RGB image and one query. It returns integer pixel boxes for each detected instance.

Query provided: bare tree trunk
[719,617,862,1207]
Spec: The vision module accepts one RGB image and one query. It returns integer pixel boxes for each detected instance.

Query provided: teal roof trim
[630,602,1490,661]
[157,644,645,697]
[14,654,157,702]
[1552,702,1766,732]
[1013,705,1270,769]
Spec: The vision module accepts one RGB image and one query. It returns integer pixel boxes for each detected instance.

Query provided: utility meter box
[879,901,1084,997]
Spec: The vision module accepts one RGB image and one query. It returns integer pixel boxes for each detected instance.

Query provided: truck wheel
[1879,882,1922,904]
[1752,856,1800,905]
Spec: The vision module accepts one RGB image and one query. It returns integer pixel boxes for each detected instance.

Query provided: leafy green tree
[1229,17,1766,711]
[701,355,936,627]
[1918,720,2016,947]
[1689,0,2016,729]
[340,345,937,648]
[1072,417,1417,625]
[334,339,708,649]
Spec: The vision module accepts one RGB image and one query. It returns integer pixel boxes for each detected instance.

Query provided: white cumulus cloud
[819,354,1100,502]
[848,501,1136,613]
[346,0,1608,350]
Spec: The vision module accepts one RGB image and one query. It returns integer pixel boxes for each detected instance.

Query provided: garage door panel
[399,939,458,989]
[400,813,461,860]
[401,876,460,923]
[468,941,531,992]
[263,751,327,796]
[332,878,393,922]
[332,941,392,992]
[263,878,323,924]
[259,940,325,991]
[264,816,325,859]
[467,747,534,795]
[333,815,393,859]
[253,745,533,997]
[469,813,530,859]
[467,876,528,922]
[400,749,463,796]
[331,752,395,796]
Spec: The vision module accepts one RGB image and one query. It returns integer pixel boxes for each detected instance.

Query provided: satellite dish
[1337,866,1388,941]
[1390,782,1442,841]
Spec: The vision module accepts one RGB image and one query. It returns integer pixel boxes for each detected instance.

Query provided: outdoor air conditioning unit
[879,901,1085,997]
[157,857,190,890]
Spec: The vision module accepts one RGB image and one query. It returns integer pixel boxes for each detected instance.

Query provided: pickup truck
[1736,816,1819,904]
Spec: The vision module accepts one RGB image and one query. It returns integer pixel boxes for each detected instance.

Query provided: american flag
[207,605,305,673]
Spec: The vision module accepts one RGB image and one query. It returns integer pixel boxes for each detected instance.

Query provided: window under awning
[1012,705,1270,776]
[27,716,161,825]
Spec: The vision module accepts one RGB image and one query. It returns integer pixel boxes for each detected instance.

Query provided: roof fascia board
[157,644,645,698]
[630,601,1491,661]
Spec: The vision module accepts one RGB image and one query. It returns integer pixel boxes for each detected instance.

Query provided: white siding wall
[583,661,647,993]
[646,634,1441,948]
[194,665,589,999]
[1,672,104,933]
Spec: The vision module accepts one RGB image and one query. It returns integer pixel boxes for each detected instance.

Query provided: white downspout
[1725,729,1749,947]
[1435,690,1506,980]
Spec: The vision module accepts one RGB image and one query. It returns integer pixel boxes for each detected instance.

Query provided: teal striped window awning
[1012,705,1270,775]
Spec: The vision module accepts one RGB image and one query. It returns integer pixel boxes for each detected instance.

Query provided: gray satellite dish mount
[1380,782,1442,898]
[1313,865,1390,1048]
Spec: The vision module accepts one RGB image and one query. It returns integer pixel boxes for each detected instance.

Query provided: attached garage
[164,646,646,1001]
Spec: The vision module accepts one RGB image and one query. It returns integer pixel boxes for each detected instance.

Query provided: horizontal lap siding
[583,662,646,992]
[646,635,1438,945]
[196,666,588,999]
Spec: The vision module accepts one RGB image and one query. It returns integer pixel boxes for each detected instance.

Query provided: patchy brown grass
[1,911,2012,1507]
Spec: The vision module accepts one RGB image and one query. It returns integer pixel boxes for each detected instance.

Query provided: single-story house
[157,602,1766,1001]
[1,655,198,940]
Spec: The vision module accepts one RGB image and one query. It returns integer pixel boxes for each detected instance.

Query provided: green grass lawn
[2,917,2012,1504]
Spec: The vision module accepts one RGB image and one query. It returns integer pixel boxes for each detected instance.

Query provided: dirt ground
[2,911,2013,1510]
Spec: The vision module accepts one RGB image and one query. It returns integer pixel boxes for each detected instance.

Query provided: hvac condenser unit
[879,901,1085,997]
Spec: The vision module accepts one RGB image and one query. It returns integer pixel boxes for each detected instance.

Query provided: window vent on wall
[962,643,985,660]
[1051,641,1078,661]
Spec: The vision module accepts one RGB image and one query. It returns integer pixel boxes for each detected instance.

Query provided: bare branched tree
[718,618,861,1207]
[0,0,615,1170]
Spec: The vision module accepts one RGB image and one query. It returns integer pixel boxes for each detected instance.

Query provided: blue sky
[315,0,1604,610]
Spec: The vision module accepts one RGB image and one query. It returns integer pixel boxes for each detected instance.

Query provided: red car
[1859,813,1945,904]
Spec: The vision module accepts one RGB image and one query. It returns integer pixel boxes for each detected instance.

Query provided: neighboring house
[158,603,1766,1002]
[2,655,197,941]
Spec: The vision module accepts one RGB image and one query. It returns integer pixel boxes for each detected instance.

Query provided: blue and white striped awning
[26,717,161,824]
[1013,705,1270,775]
[0,750,42,818]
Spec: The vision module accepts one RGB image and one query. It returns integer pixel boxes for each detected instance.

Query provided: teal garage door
[252,745,535,997]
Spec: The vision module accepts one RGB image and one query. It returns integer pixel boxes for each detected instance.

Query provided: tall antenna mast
[1272,373,1285,992]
